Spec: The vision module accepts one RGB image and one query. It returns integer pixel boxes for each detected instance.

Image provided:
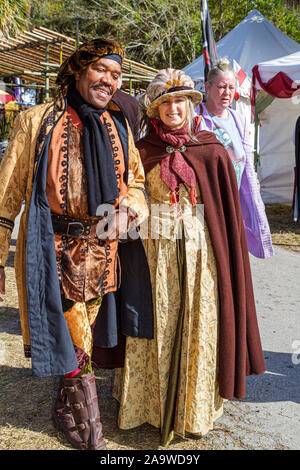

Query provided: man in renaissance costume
[0,38,153,450]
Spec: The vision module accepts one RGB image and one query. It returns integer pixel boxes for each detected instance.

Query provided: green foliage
[29,0,300,69]
[30,0,89,34]
[0,0,30,37]
[30,0,203,67]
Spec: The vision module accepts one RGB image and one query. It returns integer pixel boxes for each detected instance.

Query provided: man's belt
[51,213,101,238]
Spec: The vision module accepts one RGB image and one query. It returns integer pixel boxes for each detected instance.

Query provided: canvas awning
[252,51,300,106]
[0,26,158,94]
[250,51,300,207]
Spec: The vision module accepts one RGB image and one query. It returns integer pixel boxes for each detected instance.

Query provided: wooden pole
[76,21,79,50]
[254,110,260,171]
[129,61,133,95]
[60,42,63,65]
[45,44,50,101]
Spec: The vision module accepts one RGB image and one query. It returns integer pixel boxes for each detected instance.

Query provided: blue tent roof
[183,9,300,81]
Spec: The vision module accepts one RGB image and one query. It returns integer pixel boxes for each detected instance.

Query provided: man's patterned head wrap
[56,38,124,92]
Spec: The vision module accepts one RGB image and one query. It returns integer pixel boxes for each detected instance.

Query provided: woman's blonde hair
[206,57,238,85]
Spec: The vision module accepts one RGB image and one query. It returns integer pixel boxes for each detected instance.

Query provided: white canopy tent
[183,9,300,83]
[254,51,300,84]
[252,51,300,205]
[183,9,300,149]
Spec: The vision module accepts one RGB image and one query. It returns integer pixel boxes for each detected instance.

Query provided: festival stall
[251,51,300,209]
[0,88,15,104]
[0,86,18,158]
[0,25,158,160]
[183,9,300,150]
[0,26,157,100]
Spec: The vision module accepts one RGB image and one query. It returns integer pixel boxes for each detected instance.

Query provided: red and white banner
[233,59,251,100]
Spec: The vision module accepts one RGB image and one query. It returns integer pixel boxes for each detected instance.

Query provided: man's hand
[96,209,127,241]
[128,169,135,184]
[0,267,5,302]
[96,207,138,242]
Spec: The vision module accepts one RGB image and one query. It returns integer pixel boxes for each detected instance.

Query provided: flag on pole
[200,0,218,82]
[233,59,251,100]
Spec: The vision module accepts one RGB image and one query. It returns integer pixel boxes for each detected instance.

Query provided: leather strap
[51,214,101,238]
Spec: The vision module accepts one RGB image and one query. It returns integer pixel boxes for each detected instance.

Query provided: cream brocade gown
[113,164,224,439]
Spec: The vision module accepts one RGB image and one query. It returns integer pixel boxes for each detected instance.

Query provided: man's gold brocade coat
[0,100,148,353]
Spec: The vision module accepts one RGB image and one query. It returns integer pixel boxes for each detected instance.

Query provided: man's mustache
[90,83,113,95]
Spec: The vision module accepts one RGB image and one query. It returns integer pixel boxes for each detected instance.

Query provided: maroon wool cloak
[136,128,266,400]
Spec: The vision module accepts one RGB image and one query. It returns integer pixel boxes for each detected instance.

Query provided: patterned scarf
[151,119,197,206]
[67,84,119,216]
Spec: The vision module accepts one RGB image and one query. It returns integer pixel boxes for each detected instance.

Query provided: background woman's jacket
[198,103,274,259]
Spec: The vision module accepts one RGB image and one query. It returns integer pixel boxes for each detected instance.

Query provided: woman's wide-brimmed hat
[141,68,202,119]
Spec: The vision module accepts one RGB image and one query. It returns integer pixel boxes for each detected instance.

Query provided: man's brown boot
[52,377,85,450]
[63,371,106,450]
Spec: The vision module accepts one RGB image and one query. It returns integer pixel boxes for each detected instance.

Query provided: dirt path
[0,249,215,451]
[1,245,299,451]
